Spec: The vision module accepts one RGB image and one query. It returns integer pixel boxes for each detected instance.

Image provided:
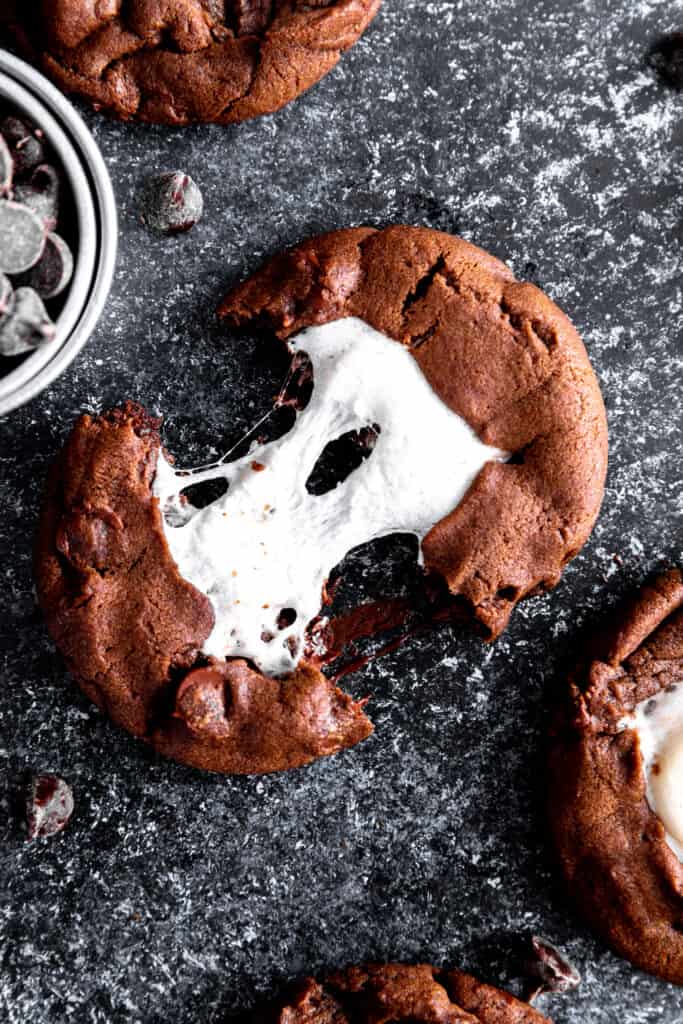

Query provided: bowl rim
[0,67,98,401]
[0,51,117,418]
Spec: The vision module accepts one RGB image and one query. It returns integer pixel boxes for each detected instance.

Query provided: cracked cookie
[548,568,683,983]
[35,225,607,774]
[251,962,552,1024]
[0,0,381,125]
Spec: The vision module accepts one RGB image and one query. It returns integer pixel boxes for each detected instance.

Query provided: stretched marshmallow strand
[154,317,507,676]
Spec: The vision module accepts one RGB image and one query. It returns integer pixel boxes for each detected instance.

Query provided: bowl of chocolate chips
[0,51,117,416]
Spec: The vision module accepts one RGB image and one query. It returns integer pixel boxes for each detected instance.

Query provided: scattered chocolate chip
[18,231,74,299]
[14,164,60,231]
[0,287,56,356]
[649,32,683,89]
[525,935,581,1002]
[26,774,74,840]
[0,133,12,196]
[0,115,44,176]
[0,200,45,274]
[140,170,203,235]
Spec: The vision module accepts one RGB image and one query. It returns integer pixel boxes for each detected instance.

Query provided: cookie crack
[401,254,447,318]
[217,36,264,117]
[499,296,557,351]
[408,320,440,350]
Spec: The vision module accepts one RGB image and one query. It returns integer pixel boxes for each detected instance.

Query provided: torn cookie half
[35,226,607,774]
[250,962,553,1024]
[548,568,683,983]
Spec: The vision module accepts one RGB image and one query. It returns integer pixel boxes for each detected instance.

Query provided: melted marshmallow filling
[623,684,683,861]
[153,317,507,676]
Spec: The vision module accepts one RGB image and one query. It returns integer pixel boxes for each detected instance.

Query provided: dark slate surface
[1,2,682,1021]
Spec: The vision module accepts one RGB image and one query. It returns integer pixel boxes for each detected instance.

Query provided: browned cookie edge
[548,568,683,983]
[253,962,552,1024]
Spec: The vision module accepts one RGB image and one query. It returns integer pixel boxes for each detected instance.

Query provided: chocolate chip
[0,133,12,196]
[14,163,60,231]
[175,667,231,737]
[0,287,55,357]
[0,115,44,177]
[56,505,123,572]
[0,200,46,274]
[18,232,74,299]
[26,774,74,840]
[525,935,580,1001]
[140,170,203,235]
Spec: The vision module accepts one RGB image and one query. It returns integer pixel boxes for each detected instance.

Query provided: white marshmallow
[624,684,683,860]
[153,317,507,676]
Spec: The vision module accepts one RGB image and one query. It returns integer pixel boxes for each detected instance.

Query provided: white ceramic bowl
[0,50,117,416]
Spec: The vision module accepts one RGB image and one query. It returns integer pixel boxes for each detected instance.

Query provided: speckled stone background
[1,2,682,1022]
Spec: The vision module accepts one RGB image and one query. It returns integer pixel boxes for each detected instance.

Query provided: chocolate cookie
[35,226,607,774]
[252,962,552,1024]
[548,569,683,983]
[0,1,381,125]
[218,226,607,642]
